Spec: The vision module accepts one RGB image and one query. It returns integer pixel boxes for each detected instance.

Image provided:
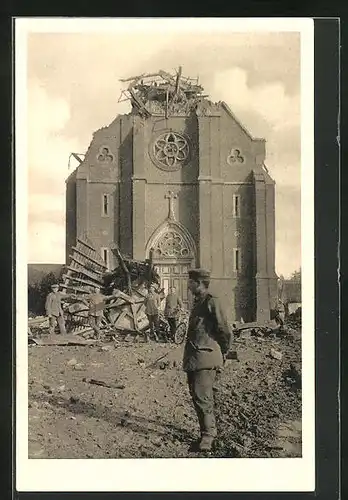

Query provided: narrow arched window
[102,194,109,216]
[233,248,241,272]
[233,194,240,217]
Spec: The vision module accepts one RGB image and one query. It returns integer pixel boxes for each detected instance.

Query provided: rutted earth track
[28,331,302,459]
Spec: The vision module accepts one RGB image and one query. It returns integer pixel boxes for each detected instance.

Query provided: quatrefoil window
[227,148,245,165]
[151,132,190,171]
[97,146,114,163]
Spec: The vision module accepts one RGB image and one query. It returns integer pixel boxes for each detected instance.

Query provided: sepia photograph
[16,18,315,492]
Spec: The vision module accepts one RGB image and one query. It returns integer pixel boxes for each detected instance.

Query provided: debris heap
[102,246,160,295]
[29,235,161,340]
[118,67,208,118]
[214,331,302,458]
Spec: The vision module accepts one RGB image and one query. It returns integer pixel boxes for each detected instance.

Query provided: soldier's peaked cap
[188,268,211,280]
[51,284,59,289]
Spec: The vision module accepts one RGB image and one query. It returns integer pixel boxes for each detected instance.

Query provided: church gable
[219,103,266,182]
[76,115,133,183]
[66,67,278,322]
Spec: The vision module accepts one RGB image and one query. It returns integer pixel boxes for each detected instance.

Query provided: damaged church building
[65,68,278,323]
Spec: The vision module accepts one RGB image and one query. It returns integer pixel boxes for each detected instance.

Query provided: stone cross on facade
[165,191,178,220]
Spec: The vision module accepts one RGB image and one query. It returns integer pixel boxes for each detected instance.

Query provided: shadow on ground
[30,392,192,443]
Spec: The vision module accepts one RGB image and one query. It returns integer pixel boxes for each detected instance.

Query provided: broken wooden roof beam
[110,244,133,295]
[68,254,104,275]
[71,245,107,270]
[61,274,102,289]
[65,265,104,284]
[60,283,93,295]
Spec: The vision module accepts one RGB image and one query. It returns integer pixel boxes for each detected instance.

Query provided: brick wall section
[65,170,77,264]
[65,101,277,322]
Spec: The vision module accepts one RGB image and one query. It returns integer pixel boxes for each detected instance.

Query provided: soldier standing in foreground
[183,269,232,452]
[45,284,67,335]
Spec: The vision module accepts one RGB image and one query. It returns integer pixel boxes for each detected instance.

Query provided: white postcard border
[15,17,315,492]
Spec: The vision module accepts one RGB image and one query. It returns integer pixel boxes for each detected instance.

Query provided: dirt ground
[28,330,302,459]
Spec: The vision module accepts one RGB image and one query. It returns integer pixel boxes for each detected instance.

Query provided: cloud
[27,33,170,145]
[27,80,81,262]
[208,67,301,188]
[275,186,301,277]
[28,220,65,263]
[27,31,300,148]
[211,68,299,130]
[26,31,302,276]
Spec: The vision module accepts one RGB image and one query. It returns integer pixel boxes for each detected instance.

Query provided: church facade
[66,70,278,322]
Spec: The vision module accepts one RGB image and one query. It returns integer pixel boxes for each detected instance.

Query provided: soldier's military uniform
[164,288,183,338]
[88,288,105,339]
[183,269,232,451]
[144,287,161,341]
[45,284,67,335]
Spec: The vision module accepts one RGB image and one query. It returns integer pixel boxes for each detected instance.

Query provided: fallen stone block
[74,363,86,371]
[158,360,170,370]
[100,345,113,352]
[270,348,283,361]
[282,364,301,389]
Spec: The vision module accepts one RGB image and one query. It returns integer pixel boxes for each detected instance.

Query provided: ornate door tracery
[147,224,196,308]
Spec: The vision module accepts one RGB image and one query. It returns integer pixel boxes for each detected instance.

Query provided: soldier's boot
[199,434,214,452]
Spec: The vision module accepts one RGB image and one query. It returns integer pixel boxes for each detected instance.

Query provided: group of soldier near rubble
[45,268,239,452]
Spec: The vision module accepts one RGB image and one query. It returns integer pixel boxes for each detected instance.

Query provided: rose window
[153,230,190,258]
[151,132,190,171]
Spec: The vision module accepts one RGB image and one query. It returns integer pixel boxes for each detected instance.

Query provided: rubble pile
[285,309,302,331]
[214,331,301,458]
[27,236,162,340]
[28,316,50,337]
[102,258,160,295]
[28,324,302,459]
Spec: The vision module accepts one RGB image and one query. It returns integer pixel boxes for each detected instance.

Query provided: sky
[26,25,302,278]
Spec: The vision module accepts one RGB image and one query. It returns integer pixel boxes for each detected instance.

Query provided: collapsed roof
[118,67,209,118]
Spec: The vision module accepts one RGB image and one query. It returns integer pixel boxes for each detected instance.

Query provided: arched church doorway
[146,223,196,310]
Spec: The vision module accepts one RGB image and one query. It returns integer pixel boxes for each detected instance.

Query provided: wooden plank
[105,302,126,311]
[72,246,107,270]
[30,336,97,347]
[130,303,139,331]
[66,265,103,284]
[69,254,104,275]
[60,283,91,294]
[107,310,122,324]
[76,237,98,252]
[110,245,132,295]
[62,274,100,289]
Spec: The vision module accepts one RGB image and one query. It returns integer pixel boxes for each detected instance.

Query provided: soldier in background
[88,285,105,339]
[45,284,67,335]
[144,285,161,342]
[183,269,232,452]
[164,286,183,339]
